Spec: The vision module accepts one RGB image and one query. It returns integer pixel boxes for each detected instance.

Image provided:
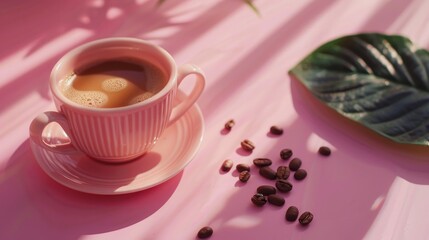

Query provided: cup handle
[167,64,205,125]
[29,111,76,154]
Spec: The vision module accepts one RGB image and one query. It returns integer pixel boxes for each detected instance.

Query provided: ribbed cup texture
[60,91,174,161]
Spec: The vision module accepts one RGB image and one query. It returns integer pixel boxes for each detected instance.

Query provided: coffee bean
[239,170,251,182]
[268,194,285,206]
[285,206,299,222]
[197,226,213,239]
[289,158,302,171]
[251,193,267,206]
[280,149,293,160]
[253,158,272,167]
[294,169,307,181]
[257,185,277,196]
[318,146,331,156]
[236,163,250,173]
[259,166,277,180]
[270,126,283,135]
[276,166,290,180]
[224,119,235,131]
[299,211,314,225]
[221,159,233,172]
[275,179,293,193]
[241,139,255,152]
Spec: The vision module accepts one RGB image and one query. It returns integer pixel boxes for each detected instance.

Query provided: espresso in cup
[60,58,168,108]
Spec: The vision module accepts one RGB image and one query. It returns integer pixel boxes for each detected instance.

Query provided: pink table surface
[2,0,429,239]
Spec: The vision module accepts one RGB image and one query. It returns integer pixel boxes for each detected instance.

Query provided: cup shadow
[0,139,182,240]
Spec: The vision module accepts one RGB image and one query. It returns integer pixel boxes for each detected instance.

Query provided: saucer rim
[30,93,204,195]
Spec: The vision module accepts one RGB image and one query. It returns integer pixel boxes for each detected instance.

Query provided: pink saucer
[30,93,204,195]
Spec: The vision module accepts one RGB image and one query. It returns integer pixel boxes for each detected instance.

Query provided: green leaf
[289,33,429,146]
[244,0,260,16]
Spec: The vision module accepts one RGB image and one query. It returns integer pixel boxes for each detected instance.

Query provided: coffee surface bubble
[101,77,128,92]
[129,92,155,104]
[63,88,108,108]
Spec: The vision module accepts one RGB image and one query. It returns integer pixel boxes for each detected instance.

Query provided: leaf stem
[244,0,261,16]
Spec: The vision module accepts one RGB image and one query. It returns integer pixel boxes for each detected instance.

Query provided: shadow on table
[0,140,182,240]
[191,0,429,238]
[0,0,217,120]
[0,0,246,139]
[3,0,428,238]
[0,1,258,239]
[359,0,417,32]
[192,77,429,240]
[289,77,429,236]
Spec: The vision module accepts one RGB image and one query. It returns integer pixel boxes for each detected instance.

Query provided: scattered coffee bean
[224,119,235,131]
[275,179,293,193]
[299,211,314,225]
[270,126,284,135]
[253,158,272,167]
[239,170,251,182]
[197,226,213,239]
[294,169,307,181]
[289,158,302,171]
[276,166,290,180]
[280,149,293,160]
[236,163,250,173]
[221,159,233,172]
[285,206,299,222]
[257,185,277,196]
[251,193,267,206]
[268,194,285,206]
[259,166,277,180]
[318,146,331,156]
[241,139,255,152]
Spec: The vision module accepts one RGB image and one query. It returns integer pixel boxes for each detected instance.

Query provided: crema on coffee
[60,58,168,108]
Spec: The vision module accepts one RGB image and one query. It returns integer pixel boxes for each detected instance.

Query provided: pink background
[2,0,429,239]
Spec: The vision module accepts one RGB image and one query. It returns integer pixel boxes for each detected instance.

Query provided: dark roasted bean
[285,206,299,222]
[299,211,314,225]
[221,159,233,172]
[270,126,283,135]
[224,119,235,131]
[257,185,277,196]
[276,166,290,179]
[241,139,255,152]
[251,193,267,206]
[268,194,285,206]
[259,166,277,180]
[294,169,307,181]
[197,226,213,239]
[280,149,293,160]
[276,179,293,193]
[318,146,331,156]
[239,170,251,182]
[236,163,250,173]
[289,158,302,171]
[253,158,272,167]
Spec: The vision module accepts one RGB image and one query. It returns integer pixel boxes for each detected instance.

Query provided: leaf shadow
[198,0,340,120]
[358,0,416,33]
[0,0,241,133]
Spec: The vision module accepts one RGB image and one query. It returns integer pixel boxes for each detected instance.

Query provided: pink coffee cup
[29,38,205,163]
